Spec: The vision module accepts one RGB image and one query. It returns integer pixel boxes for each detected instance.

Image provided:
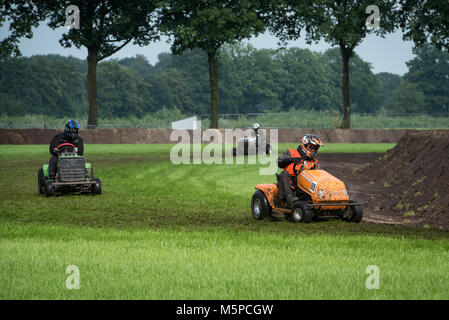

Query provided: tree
[0,55,87,116]
[160,0,266,128]
[269,0,397,128]
[323,48,381,113]
[403,44,449,113]
[277,48,334,111]
[154,49,210,114]
[0,2,46,59]
[117,54,154,77]
[1,0,161,125]
[400,0,449,51]
[376,72,401,109]
[97,61,154,117]
[389,80,425,113]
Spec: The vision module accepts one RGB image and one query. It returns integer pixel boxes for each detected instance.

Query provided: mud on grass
[0,143,447,237]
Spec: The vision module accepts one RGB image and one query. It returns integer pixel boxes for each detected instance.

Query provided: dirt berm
[358,131,449,229]
[0,128,426,144]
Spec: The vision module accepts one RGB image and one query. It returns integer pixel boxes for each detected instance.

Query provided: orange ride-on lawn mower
[251,168,363,223]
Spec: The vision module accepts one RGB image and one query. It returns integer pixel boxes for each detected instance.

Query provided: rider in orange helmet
[277,134,324,207]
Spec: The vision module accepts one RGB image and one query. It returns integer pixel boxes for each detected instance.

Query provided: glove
[74,147,78,154]
[53,147,61,154]
[293,162,304,175]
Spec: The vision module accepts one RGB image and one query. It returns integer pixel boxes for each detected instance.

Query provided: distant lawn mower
[232,123,272,156]
[38,143,102,197]
[251,168,363,223]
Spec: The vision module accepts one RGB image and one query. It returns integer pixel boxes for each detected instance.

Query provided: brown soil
[358,132,449,230]
[320,131,449,230]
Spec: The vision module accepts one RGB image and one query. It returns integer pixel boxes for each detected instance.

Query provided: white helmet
[252,123,260,130]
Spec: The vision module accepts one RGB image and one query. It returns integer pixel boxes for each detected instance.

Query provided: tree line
[1,0,448,127]
[1,43,448,119]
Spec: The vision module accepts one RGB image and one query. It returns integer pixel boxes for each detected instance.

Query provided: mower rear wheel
[45,181,55,197]
[251,190,271,220]
[289,202,314,223]
[92,178,102,195]
[38,168,44,195]
[266,144,272,155]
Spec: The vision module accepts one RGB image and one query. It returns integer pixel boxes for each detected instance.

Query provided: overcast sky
[0,23,416,75]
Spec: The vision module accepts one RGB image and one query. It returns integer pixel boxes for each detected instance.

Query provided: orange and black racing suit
[277,146,318,206]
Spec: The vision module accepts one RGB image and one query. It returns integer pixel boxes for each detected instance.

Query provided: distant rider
[252,122,266,148]
[277,134,323,207]
[49,119,84,178]
[252,122,260,136]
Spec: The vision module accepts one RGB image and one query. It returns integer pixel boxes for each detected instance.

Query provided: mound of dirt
[359,131,449,229]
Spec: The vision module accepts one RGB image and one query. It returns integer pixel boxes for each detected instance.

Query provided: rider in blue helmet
[48,120,84,178]
[64,119,80,140]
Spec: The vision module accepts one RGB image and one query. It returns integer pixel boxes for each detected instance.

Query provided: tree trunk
[87,47,98,126]
[207,51,219,129]
[340,45,352,129]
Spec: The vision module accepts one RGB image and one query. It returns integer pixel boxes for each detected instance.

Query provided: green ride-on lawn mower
[38,143,102,197]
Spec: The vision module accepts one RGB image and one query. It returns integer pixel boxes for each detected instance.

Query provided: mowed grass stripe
[1,223,449,299]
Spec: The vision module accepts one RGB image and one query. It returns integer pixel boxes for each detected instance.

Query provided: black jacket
[49,132,84,156]
[277,145,315,169]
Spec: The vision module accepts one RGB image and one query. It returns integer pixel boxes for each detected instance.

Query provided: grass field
[1,143,449,299]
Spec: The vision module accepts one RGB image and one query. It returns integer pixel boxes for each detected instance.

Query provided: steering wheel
[55,143,76,153]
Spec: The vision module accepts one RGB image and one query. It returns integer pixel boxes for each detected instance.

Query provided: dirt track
[319,153,405,226]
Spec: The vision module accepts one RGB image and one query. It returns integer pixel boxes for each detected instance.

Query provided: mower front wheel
[349,201,363,223]
[289,202,314,223]
[343,200,363,223]
[251,190,271,220]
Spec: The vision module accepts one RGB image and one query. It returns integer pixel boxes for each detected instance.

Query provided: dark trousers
[49,155,58,178]
[278,171,297,205]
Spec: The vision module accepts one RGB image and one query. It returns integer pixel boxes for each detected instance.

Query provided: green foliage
[403,45,449,113]
[376,72,401,109]
[1,44,449,122]
[160,0,266,55]
[400,0,449,51]
[268,0,398,128]
[1,0,162,125]
[0,55,87,116]
[323,48,381,113]
[97,61,154,118]
[160,0,267,127]
[389,80,426,113]
[116,54,154,76]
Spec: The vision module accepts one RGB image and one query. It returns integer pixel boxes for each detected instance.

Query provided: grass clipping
[360,131,449,229]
